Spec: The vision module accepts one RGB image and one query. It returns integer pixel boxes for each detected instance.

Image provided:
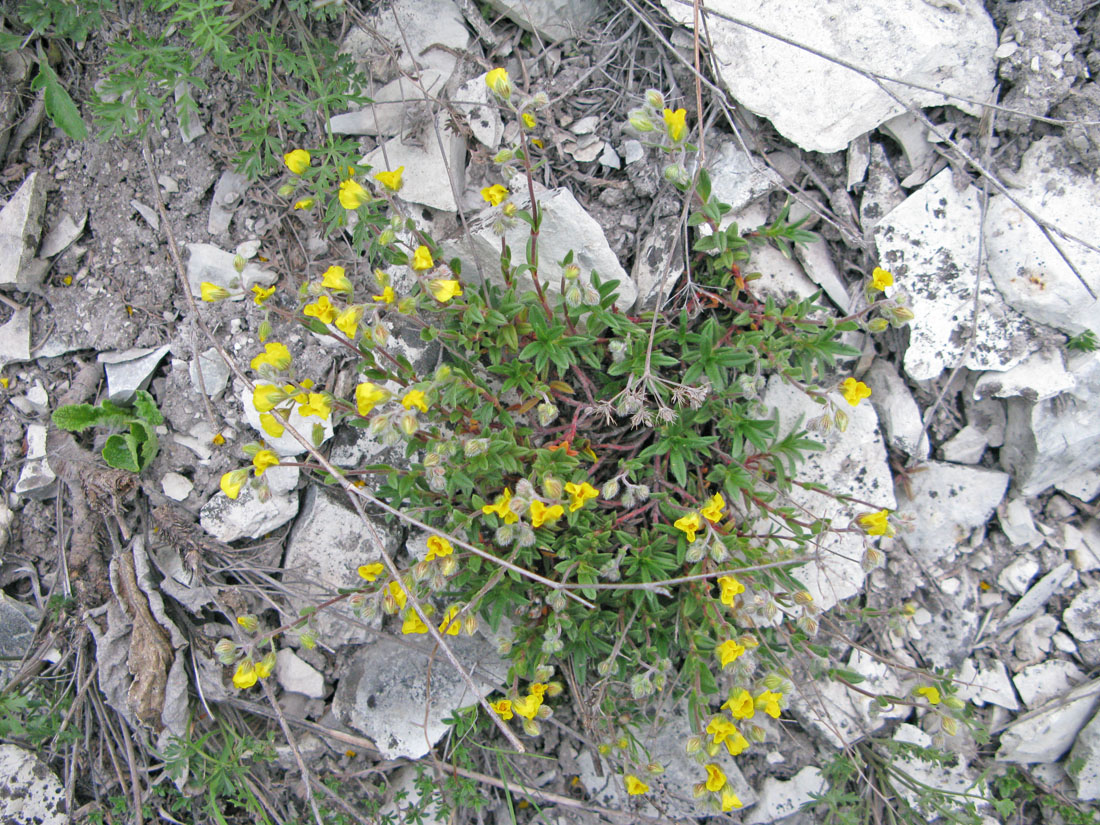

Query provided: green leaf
[31,60,88,141]
[102,433,141,472]
[131,390,164,425]
[51,403,106,432]
[0,32,23,52]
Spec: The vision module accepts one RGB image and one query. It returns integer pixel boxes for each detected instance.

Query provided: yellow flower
[564,481,599,512]
[355,382,389,416]
[705,716,749,756]
[252,384,285,412]
[220,469,248,500]
[388,580,407,609]
[297,392,332,419]
[411,245,434,271]
[402,610,428,635]
[321,265,352,293]
[530,500,564,528]
[259,412,285,438]
[373,166,404,192]
[720,787,743,811]
[521,112,536,129]
[482,489,519,524]
[716,639,745,668]
[232,660,258,689]
[429,279,463,303]
[293,198,314,210]
[701,493,725,523]
[674,511,701,542]
[662,108,687,142]
[402,389,428,413]
[372,286,395,305]
[723,689,755,720]
[252,449,280,477]
[916,686,941,705]
[358,562,384,582]
[624,775,649,796]
[339,178,368,209]
[858,509,894,537]
[490,698,513,720]
[283,149,310,175]
[512,693,543,719]
[200,282,230,302]
[755,690,783,719]
[335,305,364,339]
[250,342,292,372]
[704,763,726,792]
[438,605,461,635]
[251,284,276,305]
[841,377,872,407]
[529,682,549,698]
[717,575,745,606]
[236,614,258,632]
[485,67,510,100]
[304,295,337,325]
[212,433,225,445]
[871,266,894,291]
[426,536,453,560]
[481,184,509,206]
[254,652,275,679]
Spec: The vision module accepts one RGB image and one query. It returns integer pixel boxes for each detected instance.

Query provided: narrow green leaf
[32,61,88,141]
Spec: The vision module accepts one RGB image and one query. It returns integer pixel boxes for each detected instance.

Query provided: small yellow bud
[233,254,246,273]
[763,673,784,690]
[628,109,655,132]
[299,630,316,649]
[943,696,965,710]
[277,182,296,197]
[867,317,889,333]
[236,614,259,632]
[685,736,703,755]
[941,716,958,736]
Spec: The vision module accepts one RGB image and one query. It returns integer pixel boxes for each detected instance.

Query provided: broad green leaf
[102,433,141,472]
[131,390,164,425]
[32,60,88,141]
[51,404,106,432]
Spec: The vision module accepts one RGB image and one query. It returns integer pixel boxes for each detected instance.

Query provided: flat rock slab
[0,306,31,369]
[1067,705,1100,800]
[361,119,466,213]
[984,137,1100,335]
[875,168,1037,382]
[0,171,47,289]
[99,345,170,403]
[334,633,506,759]
[200,481,298,543]
[0,744,67,825]
[744,766,826,825]
[997,677,1100,763]
[482,0,602,41]
[1064,585,1100,643]
[660,0,996,153]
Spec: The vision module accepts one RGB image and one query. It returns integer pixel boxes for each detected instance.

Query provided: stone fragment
[941,425,987,464]
[1067,706,1100,800]
[598,142,620,168]
[449,186,637,311]
[660,0,996,153]
[207,170,249,235]
[746,243,819,305]
[622,139,644,164]
[998,555,1039,597]
[707,140,779,215]
[997,678,1100,763]
[975,348,1075,403]
[795,241,851,312]
[0,594,37,684]
[98,344,170,403]
[454,73,502,149]
[282,486,401,646]
[130,199,158,231]
[199,481,298,543]
[762,375,895,612]
[0,744,67,825]
[1057,470,1100,502]
[276,648,325,699]
[238,386,333,457]
[745,767,826,825]
[864,360,928,459]
[898,461,1008,566]
[160,472,194,502]
[998,499,1043,548]
[875,168,1037,381]
[955,658,1018,711]
[330,72,446,137]
[1068,521,1100,572]
[10,379,47,416]
[38,210,86,258]
[1013,613,1060,661]
[361,116,466,213]
[879,112,937,188]
[482,0,601,41]
[189,348,231,397]
[631,217,682,311]
[847,133,870,190]
[1002,562,1075,630]
[860,143,906,236]
[342,0,469,82]
[15,423,55,499]
[186,243,277,299]
[0,172,47,289]
[334,633,506,759]
[1064,585,1100,643]
[1001,350,1100,497]
[1013,660,1086,709]
[0,307,31,368]
[175,81,205,143]
[985,138,1100,334]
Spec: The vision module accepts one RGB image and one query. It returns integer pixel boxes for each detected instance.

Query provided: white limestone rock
[998,555,1040,597]
[898,461,1009,566]
[879,111,937,188]
[746,243,820,305]
[276,648,325,699]
[659,0,997,153]
[1067,706,1100,800]
[282,486,402,646]
[98,345,170,403]
[998,498,1044,548]
[189,348,231,398]
[762,374,895,612]
[482,0,601,42]
[160,472,194,502]
[199,481,298,543]
[1001,350,1100,497]
[974,348,1075,404]
[1064,585,1100,643]
[796,241,851,312]
[955,658,1018,711]
[0,172,47,289]
[15,423,55,499]
[1001,563,1075,629]
[238,385,333,457]
[984,137,1100,335]
[0,307,31,369]
[454,73,503,149]
[892,724,990,816]
[361,116,466,213]
[874,168,1037,382]
[707,140,779,214]
[447,186,637,311]
[334,633,506,759]
[0,744,67,825]
[941,425,988,464]
[997,678,1100,763]
[744,767,826,825]
[1013,660,1086,709]
[865,360,928,459]
[185,243,277,299]
[1057,470,1100,503]
[330,71,446,137]
[632,217,683,311]
[342,0,469,83]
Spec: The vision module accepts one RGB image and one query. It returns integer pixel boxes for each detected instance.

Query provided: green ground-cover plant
[52,389,163,472]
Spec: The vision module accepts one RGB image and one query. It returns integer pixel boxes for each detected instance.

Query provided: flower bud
[502,202,517,218]
[763,673,784,690]
[563,263,581,280]
[440,556,458,577]
[545,681,563,697]
[257,320,272,344]
[494,524,514,546]
[398,412,419,436]
[389,214,404,231]
[515,524,536,549]
[866,317,889,333]
[277,183,296,197]
[547,589,567,612]
[685,542,707,564]
[496,636,513,655]
[597,743,611,755]
[463,612,479,636]
[793,591,814,605]
[943,696,965,710]
[630,673,652,699]
[537,402,559,427]
[521,717,540,736]
[633,484,650,501]
[532,92,549,107]
[692,782,707,799]
[749,725,767,743]
[709,542,729,563]
[892,305,916,323]
[663,164,689,186]
[378,228,396,246]
[941,716,958,736]
[299,630,316,649]
[704,741,720,758]
[597,659,613,677]
[861,547,884,572]
[542,475,563,500]
[628,109,655,132]
[534,664,555,682]
[233,254,246,273]
[601,479,620,500]
[493,148,514,164]
[236,614,259,632]
[215,639,239,664]
[565,285,582,307]
[834,408,849,432]
[797,615,818,636]
[464,438,489,457]
[645,89,665,109]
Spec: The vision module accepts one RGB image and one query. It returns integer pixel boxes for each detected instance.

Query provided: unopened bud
[532,91,549,107]
[749,725,767,743]
[236,614,259,633]
[399,412,418,436]
[693,782,708,799]
[215,639,238,664]
[515,524,535,549]
[633,484,650,502]
[663,164,689,186]
[464,438,489,457]
[545,681,563,697]
[608,339,627,362]
[299,630,316,650]
[601,478,620,499]
[563,263,581,280]
[440,556,458,577]
[494,148,514,164]
[537,402,559,427]
[277,183,296,197]
[645,89,665,109]
[546,589,567,612]
[378,228,396,246]
[763,673,783,690]
[866,317,889,333]
[861,547,884,572]
[534,664,554,682]
[793,591,814,605]
[646,762,664,775]
[892,305,916,323]
[834,408,849,432]
[257,320,272,343]
[797,615,818,636]
[685,735,703,755]
[494,524,514,546]
[941,716,958,736]
[542,476,563,499]
[463,612,479,636]
[943,696,965,710]
[521,717,540,736]
[628,109,655,132]
[685,543,707,564]
[597,659,613,677]
[565,285,583,307]
[233,254,246,273]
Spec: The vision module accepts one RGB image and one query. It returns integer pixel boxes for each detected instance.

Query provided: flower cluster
[625,88,693,186]
[489,680,560,736]
[480,478,600,547]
